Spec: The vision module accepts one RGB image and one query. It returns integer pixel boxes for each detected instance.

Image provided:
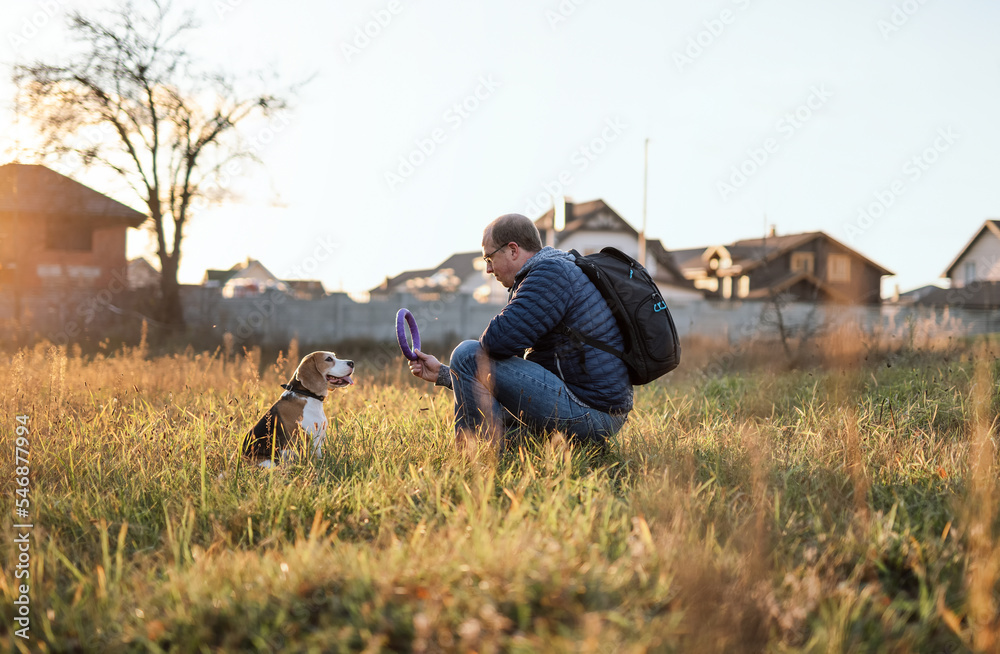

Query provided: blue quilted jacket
[479,247,633,414]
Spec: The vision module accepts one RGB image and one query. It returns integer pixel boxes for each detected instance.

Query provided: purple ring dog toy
[396,308,421,361]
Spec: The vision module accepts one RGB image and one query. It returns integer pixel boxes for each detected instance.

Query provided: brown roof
[0,163,147,227]
[645,238,696,288]
[672,247,711,271]
[284,280,326,292]
[912,282,1000,309]
[372,251,482,294]
[535,199,695,290]
[684,231,893,277]
[535,199,638,241]
[284,280,327,298]
[729,233,821,264]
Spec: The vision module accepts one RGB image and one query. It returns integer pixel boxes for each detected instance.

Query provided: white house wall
[952,232,1000,286]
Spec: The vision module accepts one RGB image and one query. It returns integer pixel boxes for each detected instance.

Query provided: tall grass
[1,332,997,652]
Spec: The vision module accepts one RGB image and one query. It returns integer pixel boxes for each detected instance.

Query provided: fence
[1,286,996,350]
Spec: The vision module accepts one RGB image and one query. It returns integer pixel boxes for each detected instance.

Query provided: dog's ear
[297,352,326,395]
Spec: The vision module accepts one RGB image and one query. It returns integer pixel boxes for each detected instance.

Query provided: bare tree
[13,0,292,329]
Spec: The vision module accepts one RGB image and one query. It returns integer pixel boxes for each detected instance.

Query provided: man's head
[482,213,543,288]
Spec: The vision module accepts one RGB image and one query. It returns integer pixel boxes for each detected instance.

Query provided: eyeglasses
[482,243,507,264]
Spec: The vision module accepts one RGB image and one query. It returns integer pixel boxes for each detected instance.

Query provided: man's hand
[408,349,442,383]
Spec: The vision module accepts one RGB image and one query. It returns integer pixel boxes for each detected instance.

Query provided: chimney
[767,225,777,238]
[547,196,569,248]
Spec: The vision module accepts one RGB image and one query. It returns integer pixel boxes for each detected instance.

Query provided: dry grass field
[1,331,998,652]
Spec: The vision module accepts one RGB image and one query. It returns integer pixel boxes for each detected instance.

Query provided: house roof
[728,232,820,264]
[940,219,1000,278]
[535,199,636,243]
[127,257,160,275]
[680,231,893,277]
[204,268,240,285]
[671,247,711,272]
[535,199,695,290]
[284,279,327,298]
[432,251,481,281]
[128,257,157,269]
[285,280,326,292]
[897,284,944,303]
[0,163,147,227]
[373,251,483,294]
[644,238,696,288]
[732,232,893,276]
[912,281,1000,309]
[203,258,281,286]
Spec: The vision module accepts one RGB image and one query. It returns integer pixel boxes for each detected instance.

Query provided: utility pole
[11,79,23,323]
[639,138,649,265]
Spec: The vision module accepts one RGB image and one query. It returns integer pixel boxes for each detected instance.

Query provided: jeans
[448,340,628,448]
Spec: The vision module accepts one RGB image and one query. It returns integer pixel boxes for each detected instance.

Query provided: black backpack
[558,247,681,384]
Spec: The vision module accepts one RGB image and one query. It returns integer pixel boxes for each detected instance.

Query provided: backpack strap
[555,322,624,361]
[559,248,626,362]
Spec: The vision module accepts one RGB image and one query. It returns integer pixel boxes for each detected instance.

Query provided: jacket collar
[510,246,566,296]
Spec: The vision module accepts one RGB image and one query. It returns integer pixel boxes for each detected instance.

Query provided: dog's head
[296,351,355,395]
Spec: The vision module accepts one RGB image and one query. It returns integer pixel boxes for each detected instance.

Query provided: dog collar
[281,381,325,402]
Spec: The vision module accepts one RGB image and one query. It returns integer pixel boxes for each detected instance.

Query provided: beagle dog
[242,351,354,467]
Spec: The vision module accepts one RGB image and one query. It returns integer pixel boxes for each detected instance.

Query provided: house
[371,199,701,304]
[203,258,290,298]
[371,251,492,302]
[127,257,161,290]
[909,282,1000,309]
[0,163,146,293]
[674,228,893,304]
[895,220,1000,309]
[940,219,1000,288]
[284,280,327,300]
[533,199,700,302]
[203,258,326,299]
[896,285,942,305]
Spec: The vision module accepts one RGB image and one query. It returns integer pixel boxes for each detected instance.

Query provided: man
[408,213,632,451]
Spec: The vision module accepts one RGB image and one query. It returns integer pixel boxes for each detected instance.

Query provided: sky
[2,0,999,298]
